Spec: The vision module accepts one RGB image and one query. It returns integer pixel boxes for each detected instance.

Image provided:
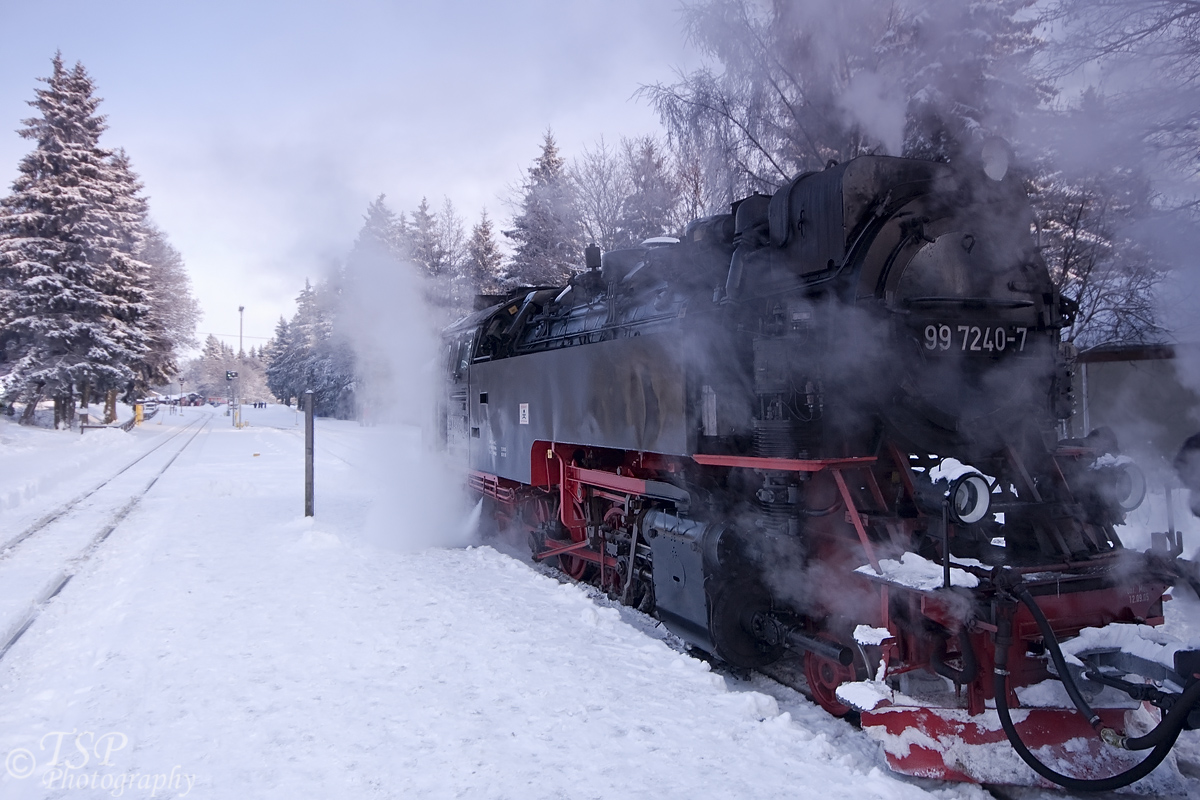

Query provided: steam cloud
[340,248,475,551]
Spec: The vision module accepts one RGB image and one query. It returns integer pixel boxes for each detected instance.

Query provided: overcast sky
[0,0,698,351]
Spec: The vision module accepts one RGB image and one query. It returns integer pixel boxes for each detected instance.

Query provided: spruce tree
[264,280,354,417]
[466,209,503,297]
[264,317,298,406]
[0,54,151,426]
[136,220,200,392]
[342,195,403,313]
[436,198,467,316]
[351,195,404,261]
[409,197,441,278]
[504,130,582,286]
[97,147,155,419]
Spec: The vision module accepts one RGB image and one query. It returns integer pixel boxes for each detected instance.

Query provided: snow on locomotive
[439,152,1200,788]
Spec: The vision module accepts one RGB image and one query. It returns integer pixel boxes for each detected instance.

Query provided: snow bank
[0,418,956,800]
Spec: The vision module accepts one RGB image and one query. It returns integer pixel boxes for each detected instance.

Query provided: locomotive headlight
[981,137,1011,182]
[949,473,992,524]
[1110,463,1147,512]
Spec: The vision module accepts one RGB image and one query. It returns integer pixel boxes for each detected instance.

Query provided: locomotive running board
[691,454,876,472]
[857,703,1148,786]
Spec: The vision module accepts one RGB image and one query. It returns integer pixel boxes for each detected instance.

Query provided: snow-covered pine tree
[99,147,162,419]
[352,195,405,261]
[466,209,504,298]
[336,195,411,414]
[504,131,583,286]
[407,197,451,315]
[136,220,200,391]
[265,280,354,418]
[0,54,152,427]
[288,280,323,404]
[182,333,232,399]
[341,195,404,312]
[409,197,441,279]
[436,198,468,318]
[264,317,299,406]
[310,273,356,417]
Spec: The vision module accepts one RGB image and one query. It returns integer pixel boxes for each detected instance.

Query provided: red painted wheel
[520,495,555,555]
[558,500,590,580]
[598,506,626,593]
[804,634,857,717]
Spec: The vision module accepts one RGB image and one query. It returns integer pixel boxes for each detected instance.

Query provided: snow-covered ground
[0,405,1196,799]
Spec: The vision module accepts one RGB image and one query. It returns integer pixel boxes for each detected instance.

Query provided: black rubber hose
[993,606,1186,791]
[1123,678,1200,750]
[1015,584,1200,750]
[1013,586,1103,731]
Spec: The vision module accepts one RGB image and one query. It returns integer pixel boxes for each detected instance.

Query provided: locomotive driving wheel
[520,495,555,555]
[521,494,592,581]
[804,633,858,717]
[558,500,592,580]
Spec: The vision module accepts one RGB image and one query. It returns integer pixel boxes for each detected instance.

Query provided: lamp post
[179,378,184,414]
[236,306,245,426]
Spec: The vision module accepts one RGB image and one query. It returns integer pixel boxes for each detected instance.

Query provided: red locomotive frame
[469,439,1187,786]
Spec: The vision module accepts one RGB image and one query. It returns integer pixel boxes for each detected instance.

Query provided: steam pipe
[785,630,854,666]
[941,501,951,590]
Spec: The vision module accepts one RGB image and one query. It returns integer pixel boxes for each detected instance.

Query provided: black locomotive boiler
[440,154,1200,788]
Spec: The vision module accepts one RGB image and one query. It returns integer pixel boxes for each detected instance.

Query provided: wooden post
[304,390,315,517]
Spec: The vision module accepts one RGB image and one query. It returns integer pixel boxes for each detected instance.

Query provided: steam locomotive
[440,151,1200,788]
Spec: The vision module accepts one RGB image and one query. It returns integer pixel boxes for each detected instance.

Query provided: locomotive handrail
[904,297,1034,308]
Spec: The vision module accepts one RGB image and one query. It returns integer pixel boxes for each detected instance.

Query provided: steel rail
[0,416,207,558]
[0,416,211,662]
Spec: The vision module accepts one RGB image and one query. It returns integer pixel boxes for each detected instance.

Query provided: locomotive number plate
[923,324,1029,353]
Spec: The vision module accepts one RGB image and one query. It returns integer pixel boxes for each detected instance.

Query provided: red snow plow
[841,554,1200,789]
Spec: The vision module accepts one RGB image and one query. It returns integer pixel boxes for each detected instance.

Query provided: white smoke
[339,249,475,551]
[837,71,906,155]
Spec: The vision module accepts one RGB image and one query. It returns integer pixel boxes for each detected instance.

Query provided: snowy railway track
[0,414,211,661]
[0,415,207,558]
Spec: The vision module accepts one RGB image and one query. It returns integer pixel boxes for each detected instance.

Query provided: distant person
[1174,432,1200,517]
